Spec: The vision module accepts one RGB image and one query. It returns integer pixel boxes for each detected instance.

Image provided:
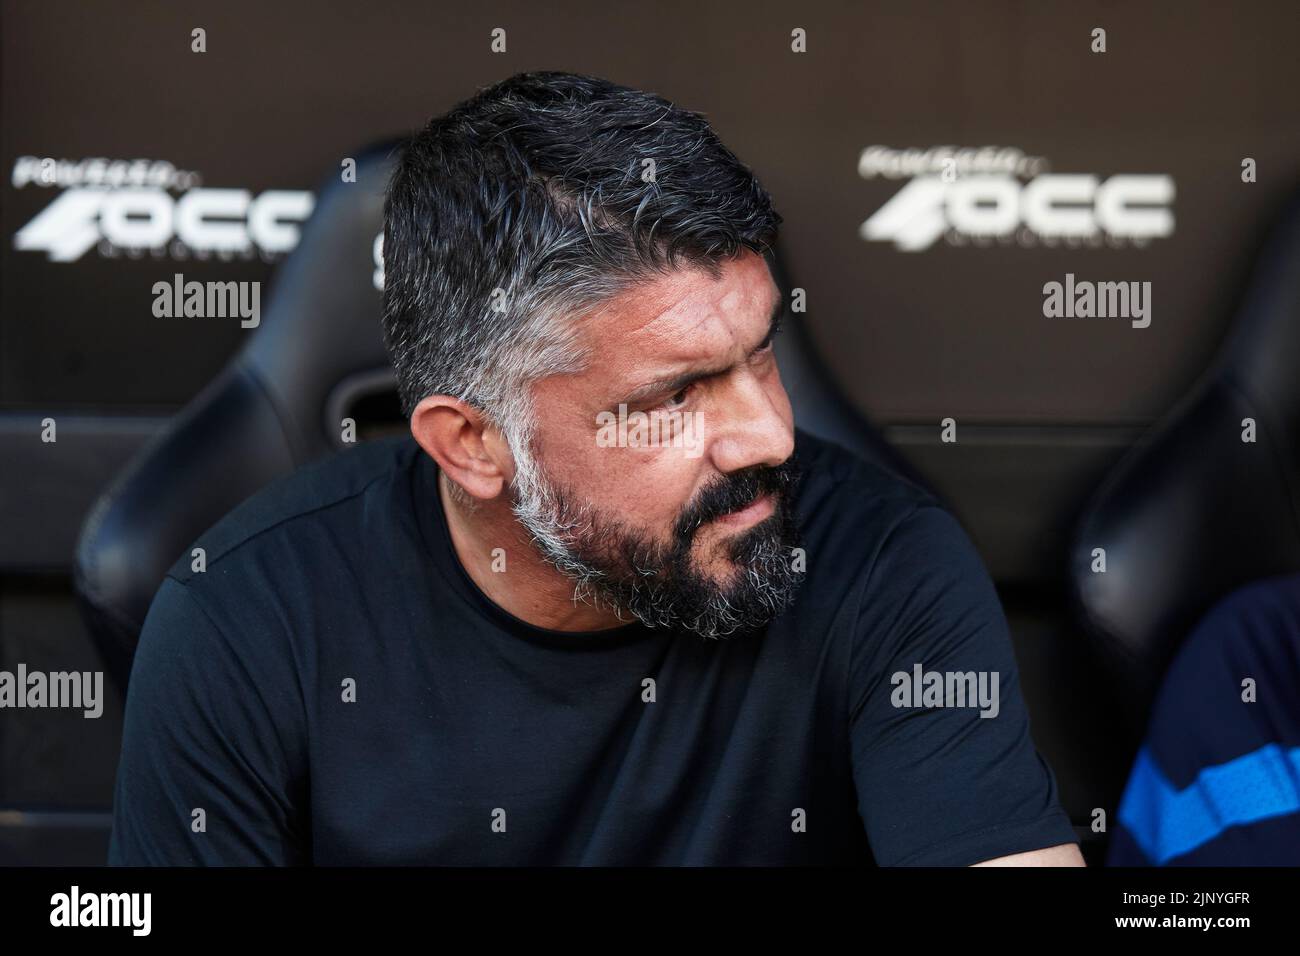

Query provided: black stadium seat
[72,141,926,691]
[1069,183,1300,735]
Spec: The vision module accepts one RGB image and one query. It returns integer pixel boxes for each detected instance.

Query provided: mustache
[673,456,802,540]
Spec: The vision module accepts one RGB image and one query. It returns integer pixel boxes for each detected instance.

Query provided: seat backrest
[73,142,400,687]
[1069,184,1300,732]
[73,140,929,690]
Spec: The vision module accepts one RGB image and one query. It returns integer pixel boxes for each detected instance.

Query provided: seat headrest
[1070,182,1300,730]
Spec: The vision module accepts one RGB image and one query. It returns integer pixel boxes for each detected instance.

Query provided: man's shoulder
[792,427,938,529]
[167,434,419,586]
[790,427,990,608]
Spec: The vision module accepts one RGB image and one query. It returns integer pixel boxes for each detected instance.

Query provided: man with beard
[108,71,1082,867]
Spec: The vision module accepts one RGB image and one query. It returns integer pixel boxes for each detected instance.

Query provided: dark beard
[517,455,806,640]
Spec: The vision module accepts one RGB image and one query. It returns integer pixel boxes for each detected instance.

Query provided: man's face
[510,250,804,638]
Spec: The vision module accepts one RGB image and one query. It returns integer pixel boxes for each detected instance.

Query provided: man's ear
[410,396,513,501]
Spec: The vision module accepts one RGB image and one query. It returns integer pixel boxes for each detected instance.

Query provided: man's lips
[712,492,775,528]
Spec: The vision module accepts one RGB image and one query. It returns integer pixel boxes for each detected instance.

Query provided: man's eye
[755,320,784,356]
[661,387,690,410]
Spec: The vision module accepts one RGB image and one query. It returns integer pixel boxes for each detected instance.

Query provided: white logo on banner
[858,146,1175,252]
[11,156,314,262]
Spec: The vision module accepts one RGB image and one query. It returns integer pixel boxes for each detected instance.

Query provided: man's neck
[436,470,627,632]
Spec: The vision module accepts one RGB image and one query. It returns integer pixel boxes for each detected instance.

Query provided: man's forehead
[588,255,779,357]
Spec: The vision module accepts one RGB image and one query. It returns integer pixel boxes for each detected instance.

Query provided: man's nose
[707,370,794,474]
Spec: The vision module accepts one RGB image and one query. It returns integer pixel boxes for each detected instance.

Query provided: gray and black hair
[381,70,783,482]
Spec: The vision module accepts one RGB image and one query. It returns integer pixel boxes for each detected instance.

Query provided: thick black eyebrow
[618,295,784,406]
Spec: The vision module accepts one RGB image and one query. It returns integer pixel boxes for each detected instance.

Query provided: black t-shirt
[108,428,1077,866]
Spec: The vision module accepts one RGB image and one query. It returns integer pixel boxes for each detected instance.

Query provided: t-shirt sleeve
[108,575,308,865]
[848,503,1078,866]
